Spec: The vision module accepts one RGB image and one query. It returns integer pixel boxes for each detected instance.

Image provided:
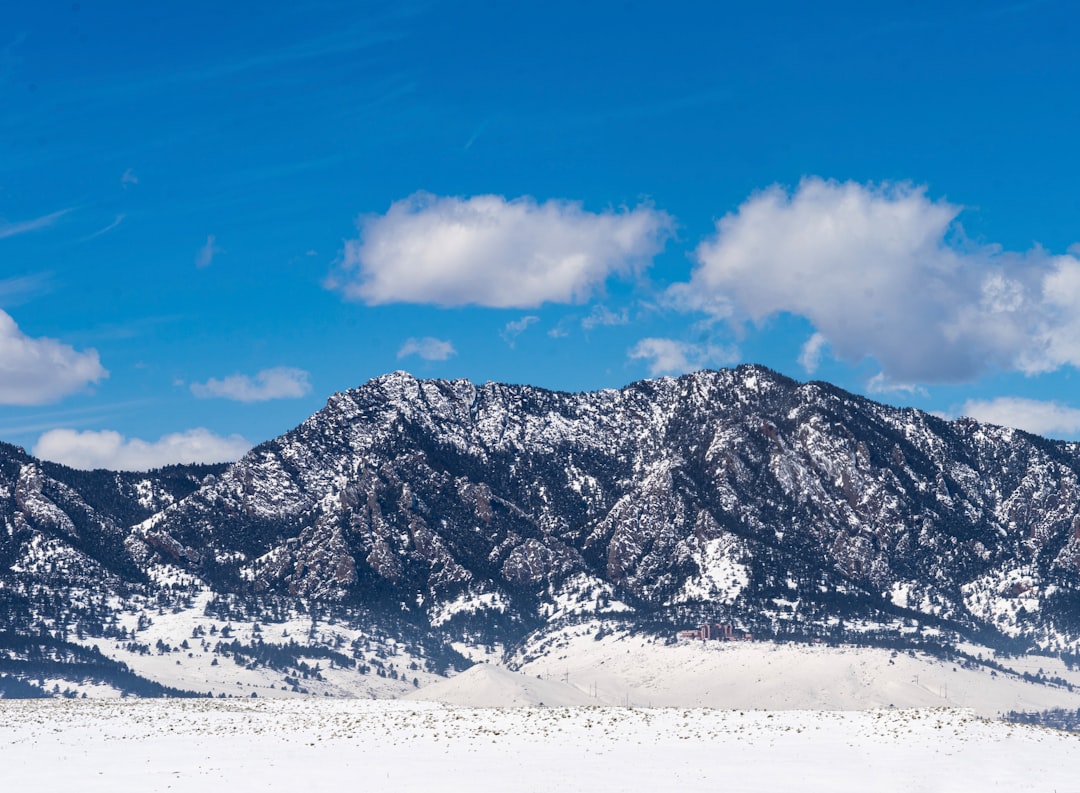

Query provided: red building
[680,622,751,641]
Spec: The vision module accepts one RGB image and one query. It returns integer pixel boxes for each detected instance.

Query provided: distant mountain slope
[0,441,224,585]
[5,366,1080,697]
[123,366,1080,650]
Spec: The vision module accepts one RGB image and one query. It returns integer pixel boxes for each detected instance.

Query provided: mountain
[5,365,1080,698]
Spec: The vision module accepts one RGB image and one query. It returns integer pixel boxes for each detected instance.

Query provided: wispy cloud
[172,24,406,86]
[70,314,185,344]
[463,116,495,151]
[0,208,72,240]
[866,374,928,397]
[0,399,152,439]
[190,367,311,402]
[397,337,457,361]
[0,272,52,307]
[121,168,139,186]
[33,427,251,471]
[547,321,572,339]
[195,234,220,268]
[628,337,738,377]
[81,213,126,241]
[501,316,539,347]
[581,304,629,331]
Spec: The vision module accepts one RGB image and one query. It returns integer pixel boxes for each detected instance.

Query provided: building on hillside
[678,622,752,641]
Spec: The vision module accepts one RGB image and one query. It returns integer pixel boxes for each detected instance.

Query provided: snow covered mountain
[5,365,1080,697]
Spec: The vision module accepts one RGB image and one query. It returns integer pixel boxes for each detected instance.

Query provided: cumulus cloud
[0,310,107,405]
[397,337,457,361]
[961,396,1080,439]
[328,192,673,308]
[195,234,220,268]
[668,177,1080,384]
[33,428,251,471]
[190,367,311,402]
[501,316,539,347]
[628,337,738,377]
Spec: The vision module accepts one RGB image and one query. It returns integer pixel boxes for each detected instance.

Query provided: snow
[429,589,509,627]
[403,662,595,706]
[889,581,911,609]
[673,535,748,604]
[1,698,1078,792]
[538,572,633,620]
[67,591,439,699]
[508,625,1080,716]
[134,478,171,511]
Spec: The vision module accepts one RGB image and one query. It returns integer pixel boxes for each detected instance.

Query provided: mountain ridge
[5,364,1080,698]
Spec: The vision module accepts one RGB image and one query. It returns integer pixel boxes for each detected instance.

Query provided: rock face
[6,365,1080,676]
[0,445,223,589]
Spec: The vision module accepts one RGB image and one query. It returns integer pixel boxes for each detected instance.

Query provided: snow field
[66,590,439,699]
[511,623,1080,715]
[1,698,1078,793]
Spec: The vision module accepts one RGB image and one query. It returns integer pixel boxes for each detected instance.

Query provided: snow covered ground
[2,698,1078,793]
[64,591,438,699]
[55,593,1080,717]
[508,622,1080,716]
[402,662,597,706]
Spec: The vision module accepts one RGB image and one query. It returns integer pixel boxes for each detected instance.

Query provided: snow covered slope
[123,366,1080,652]
[508,622,1080,716]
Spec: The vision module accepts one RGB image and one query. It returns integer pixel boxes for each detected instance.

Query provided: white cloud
[628,337,738,377]
[195,234,220,268]
[190,367,311,402]
[547,324,571,339]
[669,177,1080,384]
[328,192,673,308]
[960,397,1080,439]
[865,373,927,397]
[33,428,251,471]
[0,208,71,240]
[0,310,107,405]
[581,304,629,331]
[501,316,539,347]
[121,168,138,186]
[798,332,827,374]
[397,337,457,361]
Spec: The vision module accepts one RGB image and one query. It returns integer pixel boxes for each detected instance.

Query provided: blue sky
[3,0,1080,469]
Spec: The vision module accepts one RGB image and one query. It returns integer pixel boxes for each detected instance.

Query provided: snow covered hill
[506,623,1080,716]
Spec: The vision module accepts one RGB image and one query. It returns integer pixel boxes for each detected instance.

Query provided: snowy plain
[2,697,1078,793]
